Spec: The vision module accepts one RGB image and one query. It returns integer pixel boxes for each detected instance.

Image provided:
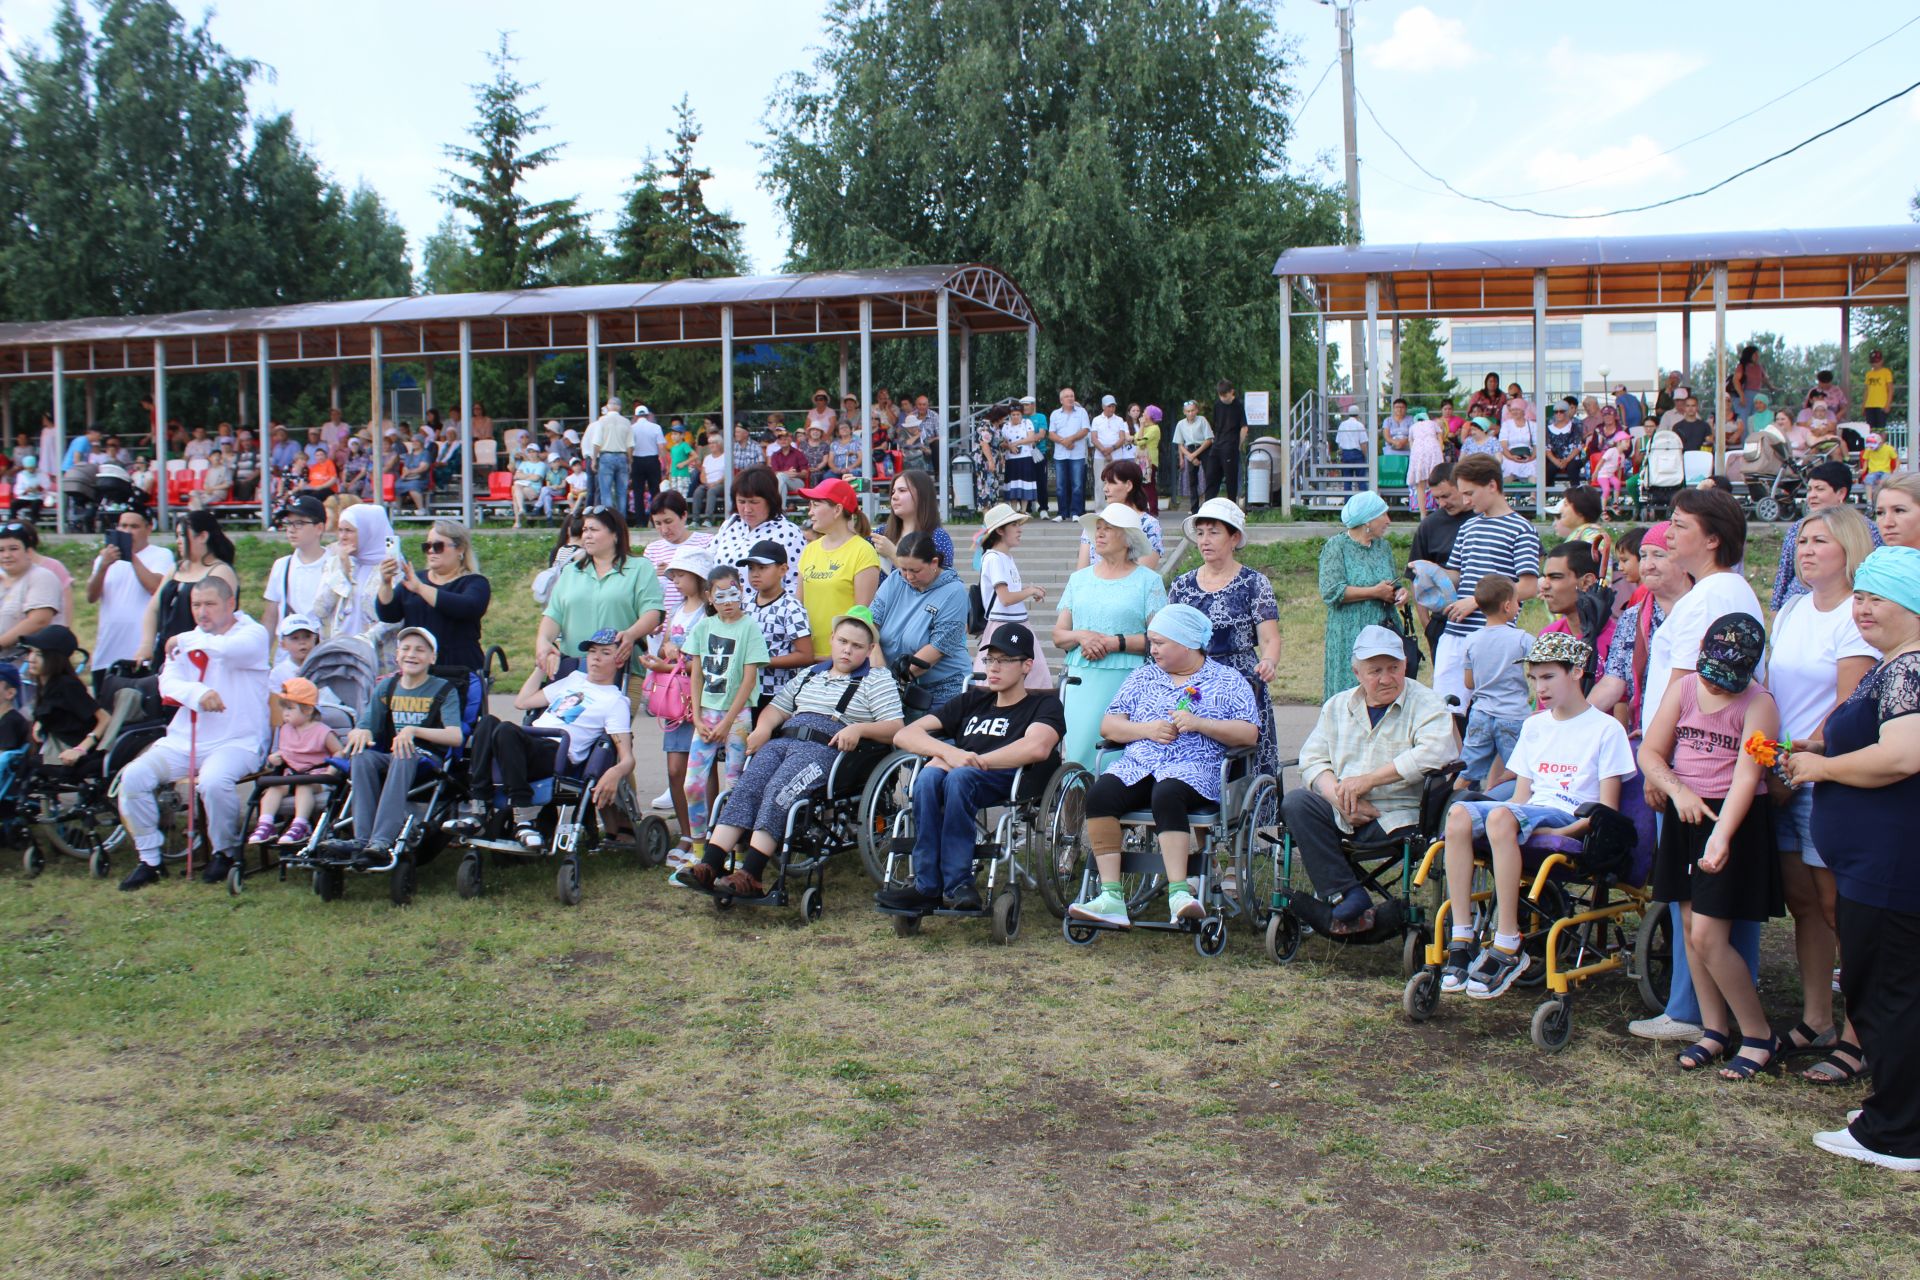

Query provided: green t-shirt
[542,556,667,667]
[682,612,772,714]
[357,673,462,746]
[669,441,694,479]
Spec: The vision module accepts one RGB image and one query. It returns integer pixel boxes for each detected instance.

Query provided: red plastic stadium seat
[488,470,513,500]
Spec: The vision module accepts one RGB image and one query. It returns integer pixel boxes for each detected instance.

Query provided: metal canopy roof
[0,263,1036,383]
[1273,226,1920,319]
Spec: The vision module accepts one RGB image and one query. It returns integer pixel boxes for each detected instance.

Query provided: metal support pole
[1839,306,1853,405]
[424,361,434,413]
[1364,277,1380,495]
[149,343,167,531]
[525,354,537,431]
[838,339,850,405]
[1026,323,1037,403]
[329,366,340,412]
[936,289,951,521]
[1,385,11,452]
[1713,264,1728,476]
[586,315,601,420]
[1317,307,1329,443]
[256,335,272,530]
[1533,270,1547,515]
[459,320,475,529]
[720,305,735,514]
[1908,257,1920,471]
[1390,318,1402,404]
[860,298,874,509]
[1680,310,1691,385]
[370,328,385,513]
[53,346,69,534]
[84,380,96,429]
[1280,281,1293,516]
[958,321,972,470]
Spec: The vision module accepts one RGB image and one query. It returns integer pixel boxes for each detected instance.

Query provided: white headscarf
[340,503,394,572]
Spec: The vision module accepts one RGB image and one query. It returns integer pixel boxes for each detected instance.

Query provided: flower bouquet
[1744,732,1796,788]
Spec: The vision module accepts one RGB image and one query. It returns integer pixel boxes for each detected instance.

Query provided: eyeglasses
[981,655,1027,668]
[423,540,450,553]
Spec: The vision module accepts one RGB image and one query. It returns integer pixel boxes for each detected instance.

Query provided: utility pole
[1326,0,1367,414]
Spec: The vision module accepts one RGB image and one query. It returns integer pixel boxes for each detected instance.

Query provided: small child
[0,663,29,753]
[1860,431,1898,491]
[1551,486,1613,586]
[1459,575,1532,791]
[1637,613,1781,1079]
[271,613,321,689]
[667,563,768,866]
[740,540,815,719]
[1441,631,1636,999]
[1593,434,1630,515]
[564,458,590,513]
[668,434,695,494]
[638,545,710,865]
[248,678,344,846]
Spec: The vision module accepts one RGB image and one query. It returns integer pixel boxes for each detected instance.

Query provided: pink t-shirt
[275,717,333,772]
[1668,675,1763,799]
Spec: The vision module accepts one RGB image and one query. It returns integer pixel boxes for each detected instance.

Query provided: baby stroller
[1739,424,1807,524]
[60,462,100,533]
[1635,427,1686,518]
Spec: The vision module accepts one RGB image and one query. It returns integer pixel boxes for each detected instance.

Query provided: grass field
[8,522,1909,1280]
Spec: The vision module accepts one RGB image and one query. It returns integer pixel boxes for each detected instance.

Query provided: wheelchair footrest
[1290,893,1408,945]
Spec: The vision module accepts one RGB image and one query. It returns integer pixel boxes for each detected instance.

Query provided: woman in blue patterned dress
[1068,603,1261,928]
[1168,498,1282,780]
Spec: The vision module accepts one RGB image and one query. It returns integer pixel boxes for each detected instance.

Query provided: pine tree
[1393,318,1458,407]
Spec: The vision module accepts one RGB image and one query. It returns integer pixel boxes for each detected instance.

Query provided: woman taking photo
[1787,545,1920,1171]
[1053,503,1166,769]
[137,510,241,664]
[311,503,394,646]
[1168,498,1282,780]
[706,467,809,597]
[871,470,955,571]
[1073,461,1163,571]
[375,519,491,672]
[1318,491,1402,700]
[1760,506,1878,1081]
[795,478,882,651]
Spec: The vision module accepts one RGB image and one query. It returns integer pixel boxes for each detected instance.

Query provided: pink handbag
[643,661,692,728]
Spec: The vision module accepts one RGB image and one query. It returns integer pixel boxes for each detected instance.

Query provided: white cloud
[1363,6,1477,72]
[1539,39,1705,120]
[1523,135,1683,192]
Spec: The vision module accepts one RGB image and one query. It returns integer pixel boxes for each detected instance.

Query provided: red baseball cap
[797,477,859,513]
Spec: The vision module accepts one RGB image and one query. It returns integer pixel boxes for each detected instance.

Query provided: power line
[1293,54,1338,119]
[1498,11,1920,199]
[1355,77,1920,220]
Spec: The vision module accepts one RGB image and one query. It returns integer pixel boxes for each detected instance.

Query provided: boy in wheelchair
[876,621,1064,915]
[1439,631,1636,998]
[1070,604,1259,928]
[672,606,904,899]
[329,628,464,863]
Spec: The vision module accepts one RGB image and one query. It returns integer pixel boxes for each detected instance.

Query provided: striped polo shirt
[1443,511,1543,639]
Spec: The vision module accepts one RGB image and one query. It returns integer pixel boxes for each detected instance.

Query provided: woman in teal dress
[1319,491,1403,699]
[1053,503,1168,768]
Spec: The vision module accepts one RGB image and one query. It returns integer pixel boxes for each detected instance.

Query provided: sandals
[672,862,717,893]
[1777,1020,1837,1055]
[1677,1028,1731,1071]
[1803,1040,1867,1086]
[1719,1035,1780,1081]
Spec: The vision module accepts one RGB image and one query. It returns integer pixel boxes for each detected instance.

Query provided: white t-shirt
[633,417,665,457]
[1763,593,1879,741]
[1173,417,1213,449]
[265,549,328,622]
[979,549,1026,623]
[700,452,726,486]
[533,671,633,763]
[1510,706,1636,814]
[1089,413,1129,460]
[1642,571,1763,734]
[1335,417,1366,451]
[91,543,177,669]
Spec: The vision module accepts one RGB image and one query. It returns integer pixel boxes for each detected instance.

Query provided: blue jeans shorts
[1460,709,1524,787]
[1454,799,1579,844]
[1773,784,1820,868]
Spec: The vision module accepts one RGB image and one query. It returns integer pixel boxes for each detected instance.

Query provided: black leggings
[1086,772,1209,836]
[468,716,561,807]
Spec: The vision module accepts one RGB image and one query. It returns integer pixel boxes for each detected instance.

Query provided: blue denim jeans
[1056,457,1087,519]
[1340,447,1365,492]
[596,452,630,516]
[911,765,1015,898]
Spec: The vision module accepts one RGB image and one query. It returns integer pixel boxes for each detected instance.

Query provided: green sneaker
[1069,887,1131,927]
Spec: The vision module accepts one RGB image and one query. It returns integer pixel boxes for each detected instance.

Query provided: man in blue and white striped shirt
[1432,453,1542,713]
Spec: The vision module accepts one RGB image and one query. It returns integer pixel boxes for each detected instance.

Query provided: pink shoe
[276,820,313,846]
[247,820,279,845]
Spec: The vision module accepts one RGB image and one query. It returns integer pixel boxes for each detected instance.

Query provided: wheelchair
[1055,743,1279,958]
[1263,762,1464,977]
[24,671,180,880]
[280,662,494,907]
[1400,777,1673,1052]
[863,747,1091,946]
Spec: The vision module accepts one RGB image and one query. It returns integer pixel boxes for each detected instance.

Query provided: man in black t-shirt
[877,622,1066,914]
[1205,379,1248,503]
[1407,463,1472,661]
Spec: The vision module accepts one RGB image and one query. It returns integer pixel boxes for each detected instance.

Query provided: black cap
[983,622,1036,662]
[739,539,790,566]
[281,496,326,525]
[20,624,77,658]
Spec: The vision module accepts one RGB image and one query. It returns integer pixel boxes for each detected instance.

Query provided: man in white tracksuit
[116,576,270,891]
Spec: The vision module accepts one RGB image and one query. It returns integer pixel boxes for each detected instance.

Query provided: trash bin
[952,453,975,511]
[1248,437,1283,506]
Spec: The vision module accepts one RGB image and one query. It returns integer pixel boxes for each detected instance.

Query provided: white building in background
[1441,314,1660,400]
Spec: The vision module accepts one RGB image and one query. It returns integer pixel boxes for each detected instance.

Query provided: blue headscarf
[1148,603,1213,652]
[1341,491,1388,528]
[1854,545,1920,618]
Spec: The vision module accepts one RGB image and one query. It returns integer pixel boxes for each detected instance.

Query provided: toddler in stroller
[245,677,344,848]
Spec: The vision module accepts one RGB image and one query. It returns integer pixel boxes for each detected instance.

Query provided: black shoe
[944,885,983,912]
[876,886,941,914]
[199,853,234,884]
[315,838,363,860]
[119,862,162,891]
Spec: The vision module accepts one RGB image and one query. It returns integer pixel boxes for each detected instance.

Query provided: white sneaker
[1168,888,1204,921]
[1628,1014,1705,1042]
[1848,1109,1863,1125]
[1813,1126,1920,1172]
[650,789,673,811]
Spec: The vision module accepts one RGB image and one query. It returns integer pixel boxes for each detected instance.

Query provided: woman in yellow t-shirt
[796,477,882,646]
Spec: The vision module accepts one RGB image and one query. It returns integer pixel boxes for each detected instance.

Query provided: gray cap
[1351,625,1406,663]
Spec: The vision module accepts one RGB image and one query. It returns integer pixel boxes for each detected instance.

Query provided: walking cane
[183,650,209,879]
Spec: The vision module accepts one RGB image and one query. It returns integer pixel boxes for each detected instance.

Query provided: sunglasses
[580,505,615,519]
[423,540,451,553]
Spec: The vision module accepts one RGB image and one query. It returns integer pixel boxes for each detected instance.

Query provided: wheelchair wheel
[455,852,483,900]
[1401,929,1425,979]
[800,885,825,924]
[1402,969,1439,1022]
[555,855,582,907]
[636,815,672,868]
[226,862,244,897]
[856,750,920,888]
[20,846,43,877]
[389,855,417,907]
[1265,910,1302,965]
[1232,775,1282,929]
[1193,915,1227,959]
[1033,763,1092,919]
[88,850,109,879]
[313,865,344,902]
[1530,999,1573,1053]
[1634,901,1674,1014]
[990,890,1020,946]
[34,803,127,862]
[1062,917,1099,947]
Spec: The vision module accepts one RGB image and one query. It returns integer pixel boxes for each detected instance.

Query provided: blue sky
[4,0,1917,365]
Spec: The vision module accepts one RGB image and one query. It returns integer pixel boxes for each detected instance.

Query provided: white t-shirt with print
[1642,572,1763,734]
[1763,593,1879,741]
[533,671,633,762]
[1509,705,1637,814]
